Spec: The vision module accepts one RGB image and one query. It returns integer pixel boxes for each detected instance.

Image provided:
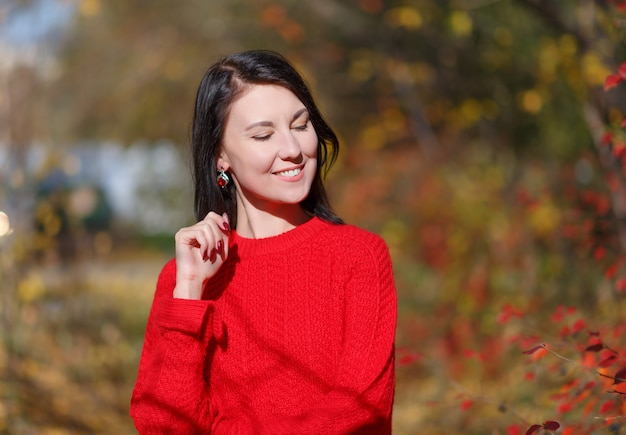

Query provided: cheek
[231,149,273,173]
[303,133,319,158]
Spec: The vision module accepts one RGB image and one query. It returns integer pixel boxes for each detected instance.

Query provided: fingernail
[209,248,217,262]
[222,221,230,231]
[217,240,223,252]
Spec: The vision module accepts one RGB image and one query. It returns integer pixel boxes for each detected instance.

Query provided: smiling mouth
[274,168,302,177]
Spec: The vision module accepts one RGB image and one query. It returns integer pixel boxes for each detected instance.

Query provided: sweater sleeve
[130,259,225,434]
[258,233,397,434]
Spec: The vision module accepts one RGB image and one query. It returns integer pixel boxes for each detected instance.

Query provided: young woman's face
[218,84,318,212]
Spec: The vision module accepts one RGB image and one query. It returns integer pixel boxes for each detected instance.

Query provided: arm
[130,212,231,433]
[130,259,224,434]
[261,234,397,434]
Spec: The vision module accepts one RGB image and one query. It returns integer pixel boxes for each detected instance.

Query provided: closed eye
[292,117,311,131]
[252,133,273,141]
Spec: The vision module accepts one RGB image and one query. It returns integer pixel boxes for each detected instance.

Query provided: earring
[217,169,230,189]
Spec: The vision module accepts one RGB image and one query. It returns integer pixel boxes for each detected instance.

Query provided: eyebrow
[244,108,309,131]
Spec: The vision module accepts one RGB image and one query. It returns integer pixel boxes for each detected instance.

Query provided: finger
[195,212,230,262]
[203,210,223,223]
[219,237,229,262]
[178,227,210,260]
[205,217,226,254]
[189,219,224,264]
[205,211,230,233]
[222,212,230,232]
[199,223,224,261]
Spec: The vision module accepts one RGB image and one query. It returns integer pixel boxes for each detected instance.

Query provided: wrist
[173,280,204,299]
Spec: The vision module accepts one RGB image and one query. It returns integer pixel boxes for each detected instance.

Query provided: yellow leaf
[384,7,423,30]
[79,0,101,17]
[529,199,561,237]
[17,273,46,303]
[519,89,543,114]
[581,52,612,86]
[450,11,472,37]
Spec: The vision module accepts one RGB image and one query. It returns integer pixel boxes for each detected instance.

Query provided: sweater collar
[230,216,330,256]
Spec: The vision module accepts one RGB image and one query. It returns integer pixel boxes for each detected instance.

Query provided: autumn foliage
[3,0,626,434]
[510,59,626,434]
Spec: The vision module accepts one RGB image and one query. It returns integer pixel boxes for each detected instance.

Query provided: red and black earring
[217,169,230,189]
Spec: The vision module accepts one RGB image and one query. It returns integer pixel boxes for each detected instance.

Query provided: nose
[277,130,303,161]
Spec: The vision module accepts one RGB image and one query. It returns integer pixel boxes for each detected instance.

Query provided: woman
[130,50,396,434]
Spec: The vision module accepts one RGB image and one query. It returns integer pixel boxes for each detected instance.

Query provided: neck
[235,192,311,239]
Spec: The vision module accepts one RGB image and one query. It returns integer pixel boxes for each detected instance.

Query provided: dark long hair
[191,50,343,227]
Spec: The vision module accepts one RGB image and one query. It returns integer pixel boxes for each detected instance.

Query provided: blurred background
[2,0,626,433]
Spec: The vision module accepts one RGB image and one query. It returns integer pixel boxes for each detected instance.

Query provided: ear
[217,153,231,172]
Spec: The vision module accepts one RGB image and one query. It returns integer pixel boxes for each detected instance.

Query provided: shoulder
[319,220,388,247]
[319,222,396,299]
[317,221,391,261]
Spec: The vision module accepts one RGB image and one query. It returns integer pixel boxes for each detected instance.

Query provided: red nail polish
[222,222,230,231]
[217,240,223,252]
[209,248,217,262]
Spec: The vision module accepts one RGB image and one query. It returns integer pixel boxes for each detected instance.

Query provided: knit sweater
[130,217,397,434]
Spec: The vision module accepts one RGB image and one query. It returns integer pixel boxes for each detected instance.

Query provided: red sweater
[130,217,397,434]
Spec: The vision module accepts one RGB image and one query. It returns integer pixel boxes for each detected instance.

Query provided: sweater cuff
[155,298,215,338]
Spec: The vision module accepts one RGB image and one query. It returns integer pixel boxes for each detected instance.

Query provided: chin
[276,190,312,206]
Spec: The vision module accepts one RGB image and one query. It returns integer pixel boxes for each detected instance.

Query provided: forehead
[228,84,305,121]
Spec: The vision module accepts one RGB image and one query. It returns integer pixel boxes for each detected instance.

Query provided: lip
[273,164,306,181]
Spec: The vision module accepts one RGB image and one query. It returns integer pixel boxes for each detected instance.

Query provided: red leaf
[558,402,573,413]
[398,354,418,366]
[613,382,626,394]
[397,348,421,366]
[621,117,626,128]
[613,142,626,158]
[543,421,560,431]
[594,246,606,260]
[584,381,596,390]
[559,325,571,338]
[523,344,545,355]
[497,303,524,324]
[585,342,604,352]
[616,277,626,292]
[599,355,618,368]
[525,424,542,435]
[619,62,626,79]
[507,425,521,435]
[614,367,626,384]
[572,319,586,334]
[606,73,623,90]
[566,306,577,315]
[551,307,565,322]
[600,400,614,414]
[605,263,618,279]
[460,399,473,411]
[601,131,614,145]
[463,349,476,358]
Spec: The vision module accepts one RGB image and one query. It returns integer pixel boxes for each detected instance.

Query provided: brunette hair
[190,50,343,226]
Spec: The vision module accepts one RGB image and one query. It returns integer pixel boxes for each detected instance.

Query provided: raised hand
[173,212,230,299]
